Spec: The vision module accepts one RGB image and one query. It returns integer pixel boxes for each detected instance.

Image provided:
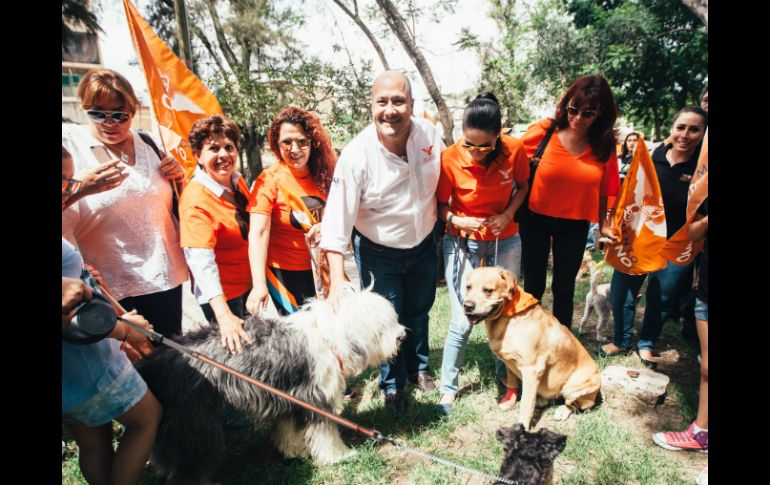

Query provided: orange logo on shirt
[421,146,433,156]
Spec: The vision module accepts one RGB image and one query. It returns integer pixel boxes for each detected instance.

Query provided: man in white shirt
[320,71,445,413]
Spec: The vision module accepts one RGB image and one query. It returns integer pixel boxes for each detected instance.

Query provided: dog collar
[501,290,539,317]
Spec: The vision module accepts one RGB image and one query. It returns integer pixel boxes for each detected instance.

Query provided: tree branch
[331,0,391,70]
[203,0,240,72]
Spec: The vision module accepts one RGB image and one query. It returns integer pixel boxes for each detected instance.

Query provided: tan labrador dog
[463,267,601,430]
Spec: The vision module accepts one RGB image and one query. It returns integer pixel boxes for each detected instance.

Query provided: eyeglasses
[278,138,311,151]
[62,176,82,196]
[566,105,598,118]
[233,188,250,241]
[86,109,132,125]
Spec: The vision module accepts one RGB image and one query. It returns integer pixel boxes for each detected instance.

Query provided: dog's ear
[537,428,568,461]
[497,268,518,300]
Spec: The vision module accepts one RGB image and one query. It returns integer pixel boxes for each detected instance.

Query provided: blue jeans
[610,261,692,351]
[439,233,522,396]
[353,229,437,394]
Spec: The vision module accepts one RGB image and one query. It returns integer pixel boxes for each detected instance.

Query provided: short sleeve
[180,204,216,249]
[249,169,278,215]
[436,153,454,204]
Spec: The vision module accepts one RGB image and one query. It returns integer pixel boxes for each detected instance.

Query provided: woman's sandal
[637,349,659,370]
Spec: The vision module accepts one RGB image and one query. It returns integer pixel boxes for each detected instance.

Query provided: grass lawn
[63,255,706,484]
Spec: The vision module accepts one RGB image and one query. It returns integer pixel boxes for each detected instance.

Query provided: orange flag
[123,0,223,180]
[660,130,708,265]
[604,136,668,275]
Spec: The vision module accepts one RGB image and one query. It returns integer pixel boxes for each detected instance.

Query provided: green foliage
[62,0,103,54]
[529,0,708,139]
[147,0,372,182]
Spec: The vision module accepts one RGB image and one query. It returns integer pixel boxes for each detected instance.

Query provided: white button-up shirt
[321,117,445,251]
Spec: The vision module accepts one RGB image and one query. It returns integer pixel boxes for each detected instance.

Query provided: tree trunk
[331,0,391,70]
[375,0,455,144]
[680,0,707,29]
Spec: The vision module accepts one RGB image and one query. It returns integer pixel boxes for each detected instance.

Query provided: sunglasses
[461,137,498,153]
[278,138,311,150]
[62,176,82,196]
[233,188,250,241]
[566,105,598,118]
[86,109,132,124]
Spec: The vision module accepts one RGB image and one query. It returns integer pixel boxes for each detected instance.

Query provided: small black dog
[495,424,567,485]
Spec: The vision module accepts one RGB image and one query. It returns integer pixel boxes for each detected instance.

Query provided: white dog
[578,261,612,342]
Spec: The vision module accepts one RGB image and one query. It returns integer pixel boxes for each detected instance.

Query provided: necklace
[105,141,131,164]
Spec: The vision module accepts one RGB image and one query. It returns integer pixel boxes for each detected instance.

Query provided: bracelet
[120,324,132,351]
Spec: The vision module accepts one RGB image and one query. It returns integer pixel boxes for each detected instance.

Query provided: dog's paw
[552,405,573,421]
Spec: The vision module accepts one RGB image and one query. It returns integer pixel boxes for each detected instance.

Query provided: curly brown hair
[267,107,337,195]
[188,115,242,155]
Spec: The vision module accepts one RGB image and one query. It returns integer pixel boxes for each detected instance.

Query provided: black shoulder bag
[514,120,557,223]
[137,130,180,220]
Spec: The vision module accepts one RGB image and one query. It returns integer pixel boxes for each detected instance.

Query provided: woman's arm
[246,213,271,315]
[598,196,618,241]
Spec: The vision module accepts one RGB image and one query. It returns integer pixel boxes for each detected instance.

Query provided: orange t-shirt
[179,176,252,301]
[250,162,326,271]
[436,134,530,240]
[521,119,619,222]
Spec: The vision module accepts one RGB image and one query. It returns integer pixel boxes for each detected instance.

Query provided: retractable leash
[118,318,518,485]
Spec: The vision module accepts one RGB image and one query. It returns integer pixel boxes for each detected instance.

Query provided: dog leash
[118,318,518,485]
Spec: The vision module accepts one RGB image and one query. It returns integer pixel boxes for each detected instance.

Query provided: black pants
[520,212,589,328]
[119,285,183,340]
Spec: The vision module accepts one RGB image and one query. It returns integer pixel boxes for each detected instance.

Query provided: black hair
[463,92,502,134]
[463,92,503,164]
[671,106,708,127]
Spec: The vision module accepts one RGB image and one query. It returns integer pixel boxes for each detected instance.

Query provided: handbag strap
[528,119,557,186]
[137,130,162,160]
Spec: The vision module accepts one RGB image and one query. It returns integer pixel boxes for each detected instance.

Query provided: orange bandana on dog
[502,290,539,317]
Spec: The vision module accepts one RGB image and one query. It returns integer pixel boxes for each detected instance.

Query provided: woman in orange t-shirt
[519,75,620,328]
[180,115,254,354]
[435,92,530,415]
[247,107,337,315]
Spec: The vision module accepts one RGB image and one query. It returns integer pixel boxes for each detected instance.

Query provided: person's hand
[118,310,156,358]
[326,276,350,313]
[597,225,619,249]
[483,213,513,236]
[306,223,322,247]
[62,277,93,328]
[217,312,253,354]
[452,216,485,234]
[77,160,128,197]
[246,284,269,316]
[158,151,185,182]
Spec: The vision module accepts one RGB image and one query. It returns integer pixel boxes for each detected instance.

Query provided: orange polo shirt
[436,134,530,240]
[521,119,619,222]
[250,162,326,271]
[179,175,252,301]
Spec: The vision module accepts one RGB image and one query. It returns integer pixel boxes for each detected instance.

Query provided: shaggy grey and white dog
[577,261,612,342]
[135,286,406,484]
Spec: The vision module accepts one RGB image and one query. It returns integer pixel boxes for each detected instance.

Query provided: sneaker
[436,394,455,416]
[498,387,519,411]
[695,465,708,485]
[652,422,708,452]
[409,372,436,391]
[384,391,406,414]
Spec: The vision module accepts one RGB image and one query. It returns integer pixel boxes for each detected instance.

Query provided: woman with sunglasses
[180,115,254,354]
[435,92,530,416]
[247,107,337,316]
[519,74,620,328]
[62,68,188,340]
